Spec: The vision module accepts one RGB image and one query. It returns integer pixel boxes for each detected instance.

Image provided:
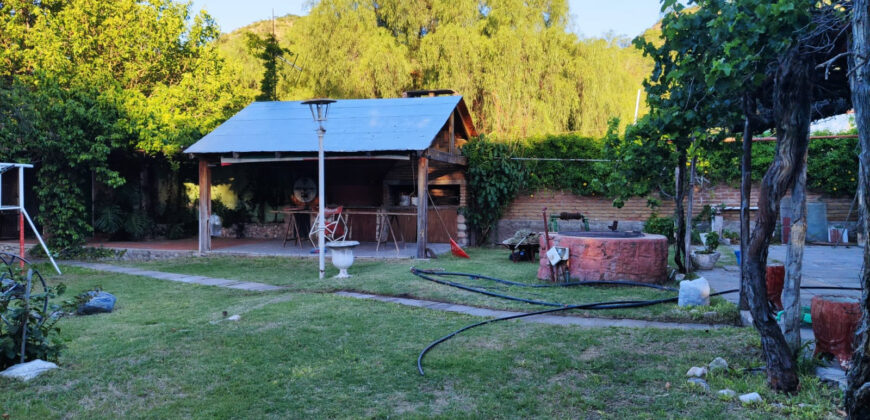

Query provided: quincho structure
[184,90,477,258]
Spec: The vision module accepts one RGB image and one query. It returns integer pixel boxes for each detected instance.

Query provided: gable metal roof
[184,96,468,155]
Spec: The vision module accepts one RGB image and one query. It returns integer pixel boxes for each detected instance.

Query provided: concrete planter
[326,240,360,278]
[690,251,720,270]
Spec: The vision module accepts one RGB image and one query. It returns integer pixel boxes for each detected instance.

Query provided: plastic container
[775,306,812,324]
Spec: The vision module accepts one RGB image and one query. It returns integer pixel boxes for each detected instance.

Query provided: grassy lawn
[0,265,842,419]
[118,248,740,324]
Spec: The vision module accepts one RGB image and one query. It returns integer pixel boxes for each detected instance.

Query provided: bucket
[733,248,740,266]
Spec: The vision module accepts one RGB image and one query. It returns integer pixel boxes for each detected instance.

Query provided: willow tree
[218,0,653,138]
[288,0,414,99]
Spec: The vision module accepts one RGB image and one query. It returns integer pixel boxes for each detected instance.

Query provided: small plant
[62,286,102,314]
[644,212,675,243]
[698,232,720,254]
[722,230,739,242]
[0,265,66,369]
[213,199,250,238]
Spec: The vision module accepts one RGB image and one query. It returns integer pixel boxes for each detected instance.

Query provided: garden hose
[411,267,865,376]
[412,268,678,291]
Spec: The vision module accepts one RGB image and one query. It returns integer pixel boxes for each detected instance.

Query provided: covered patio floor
[83,238,451,259]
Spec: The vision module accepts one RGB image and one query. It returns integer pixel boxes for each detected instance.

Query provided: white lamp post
[302,98,336,279]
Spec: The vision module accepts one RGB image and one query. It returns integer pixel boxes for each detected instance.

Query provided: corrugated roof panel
[184,96,464,154]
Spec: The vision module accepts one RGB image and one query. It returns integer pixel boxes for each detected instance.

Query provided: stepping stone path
[65,262,285,292]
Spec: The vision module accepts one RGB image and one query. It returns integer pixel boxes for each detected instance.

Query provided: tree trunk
[740,97,754,311]
[685,141,698,272]
[846,0,870,415]
[674,149,688,273]
[745,46,811,393]
[782,149,808,353]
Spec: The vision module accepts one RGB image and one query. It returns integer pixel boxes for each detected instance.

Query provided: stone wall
[494,184,856,243]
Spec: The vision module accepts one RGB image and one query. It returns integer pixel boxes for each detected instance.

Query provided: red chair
[309,206,348,247]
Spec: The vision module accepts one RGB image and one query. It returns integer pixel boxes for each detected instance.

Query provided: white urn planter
[690,251,721,270]
[326,240,360,278]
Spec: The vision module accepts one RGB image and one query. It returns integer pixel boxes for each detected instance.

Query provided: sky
[190,0,665,39]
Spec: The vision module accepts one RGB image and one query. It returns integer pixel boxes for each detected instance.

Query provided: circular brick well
[537,232,668,284]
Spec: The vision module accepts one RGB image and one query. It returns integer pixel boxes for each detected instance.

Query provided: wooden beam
[416,156,429,258]
[198,159,212,255]
[449,111,456,153]
[424,148,467,166]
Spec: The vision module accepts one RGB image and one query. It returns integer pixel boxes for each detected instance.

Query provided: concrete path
[704,244,864,306]
[335,291,729,331]
[64,261,286,292]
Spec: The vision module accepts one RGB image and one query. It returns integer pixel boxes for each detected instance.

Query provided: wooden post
[198,159,212,255]
[416,156,429,258]
[448,111,456,154]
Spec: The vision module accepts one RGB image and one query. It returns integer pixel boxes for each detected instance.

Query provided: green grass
[0,266,842,419]
[120,248,740,324]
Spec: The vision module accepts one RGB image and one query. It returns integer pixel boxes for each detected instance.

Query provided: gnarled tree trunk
[746,46,811,393]
[846,0,870,416]
[674,148,688,273]
[740,96,754,310]
[782,149,808,353]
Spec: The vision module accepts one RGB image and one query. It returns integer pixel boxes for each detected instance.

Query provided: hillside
[215,15,301,98]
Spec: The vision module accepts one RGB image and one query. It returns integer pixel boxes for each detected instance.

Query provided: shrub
[699,232,720,254]
[0,261,66,369]
[644,212,675,243]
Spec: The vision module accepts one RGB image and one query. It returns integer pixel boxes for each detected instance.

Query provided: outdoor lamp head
[302,98,336,123]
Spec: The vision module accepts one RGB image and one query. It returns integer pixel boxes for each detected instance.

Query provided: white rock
[678,277,710,307]
[227,315,241,321]
[739,392,763,404]
[686,366,707,378]
[709,357,729,372]
[0,359,58,381]
[717,389,736,398]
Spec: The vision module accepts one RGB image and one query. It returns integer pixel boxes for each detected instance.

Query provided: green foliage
[643,213,676,243]
[0,268,66,369]
[595,118,675,207]
[0,0,249,250]
[705,138,859,196]
[212,199,251,239]
[462,136,525,242]
[520,134,603,195]
[246,33,294,101]
[702,232,720,254]
[723,230,740,242]
[62,286,102,314]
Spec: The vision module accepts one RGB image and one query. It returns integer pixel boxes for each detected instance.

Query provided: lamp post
[302,98,336,279]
